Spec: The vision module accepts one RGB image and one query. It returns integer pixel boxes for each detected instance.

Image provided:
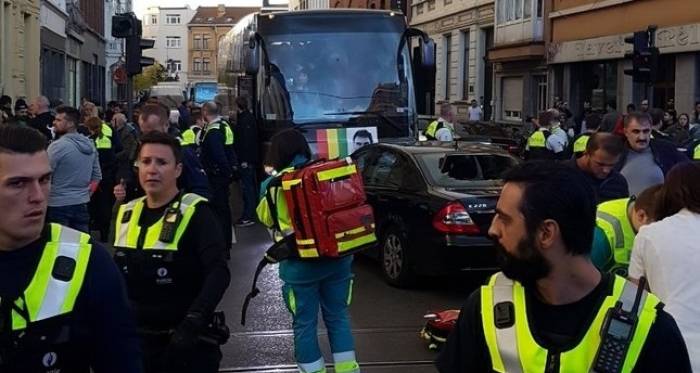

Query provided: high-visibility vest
[596,198,635,275]
[257,166,295,242]
[180,127,201,147]
[573,133,591,153]
[694,143,700,160]
[1,223,92,371]
[95,134,112,149]
[101,123,113,138]
[481,272,659,373]
[527,130,548,149]
[425,120,453,140]
[204,121,234,146]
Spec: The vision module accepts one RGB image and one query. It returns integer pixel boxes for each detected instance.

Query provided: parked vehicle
[351,141,519,287]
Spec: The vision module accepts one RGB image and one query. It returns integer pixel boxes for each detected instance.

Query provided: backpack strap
[264,176,283,233]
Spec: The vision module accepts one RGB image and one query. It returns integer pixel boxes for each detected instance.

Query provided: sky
[134,0,263,18]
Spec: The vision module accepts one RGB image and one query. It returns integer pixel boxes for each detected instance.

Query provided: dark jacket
[233,110,258,165]
[614,138,689,176]
[200,120,238,179]
[28,111,54,141]
[564,159,629,204]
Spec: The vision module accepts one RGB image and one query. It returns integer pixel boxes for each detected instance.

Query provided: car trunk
[433,185,500,235]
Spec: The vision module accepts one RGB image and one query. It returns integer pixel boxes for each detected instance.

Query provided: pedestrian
[85,117,117,241]
[591,183,662,276]
[0,124,142,372]
[13,99,29,126]
[179,106,204,148]
[565,132,629,203]
[649,108,672,141]
[569,112,601,158]
[112,112,139,176]
[28,95,54,141]
[665,112,691,146]
[0,95,13,121]
[233,96,258,227]
[640,98,649,113]
[467,99,482,122]
[574,100,592,135]
[178,100,192,131]
[629,162,700,371]
[626,103,636,115]
[113,103,210,204]
[425,103,455,141]
[600,101,621,133]
[615,112,688,196]
[436,161,691,372]
[47,105,101,232]
[112,131,230,373]
[256,129,360,373]
[524,111,554,161]
[200,101,238,251]
[546,109,569,159]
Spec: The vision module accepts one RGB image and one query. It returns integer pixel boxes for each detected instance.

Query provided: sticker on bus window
[312,127,378,159]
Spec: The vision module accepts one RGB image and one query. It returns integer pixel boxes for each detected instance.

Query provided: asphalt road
[218,224,489,372]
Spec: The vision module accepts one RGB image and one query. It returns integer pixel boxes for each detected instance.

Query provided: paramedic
[436,161,690,372]
[256,129,360,373]
[112,132,230,372]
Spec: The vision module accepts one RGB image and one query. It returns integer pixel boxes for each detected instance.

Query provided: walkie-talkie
[593,277,647,373]
[159,200,182,243]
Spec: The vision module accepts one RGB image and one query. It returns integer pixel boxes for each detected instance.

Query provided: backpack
[241,157,377,325]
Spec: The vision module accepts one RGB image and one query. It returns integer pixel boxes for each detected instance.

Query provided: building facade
[290,0,396,10]
[410,0,495,120]
[488,0,546,123]
[547,0,700,117]
[40,0,67,103]
[104,0,132,102]
[1,0,41,101]
[187,5,258,84]
[142,6,196,86]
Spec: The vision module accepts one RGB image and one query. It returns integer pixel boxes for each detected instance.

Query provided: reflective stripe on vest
[113,193,207,251]
[694,143,700,160]
[95,134,112,149]
[205,121,234,145]
[481,272,659,373]
[102,123,113,138]
[573,134,591,153]
[181,128,196,146]
[10,223,92,330]
[596,198,635,270]
[527,131,547,148]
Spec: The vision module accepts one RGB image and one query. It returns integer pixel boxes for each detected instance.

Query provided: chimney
[217,4,226,17]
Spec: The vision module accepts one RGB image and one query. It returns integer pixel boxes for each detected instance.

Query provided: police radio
[159,199,183,243]
[593,277,647,373]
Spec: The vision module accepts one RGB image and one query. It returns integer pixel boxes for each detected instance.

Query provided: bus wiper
[324,111,402,132]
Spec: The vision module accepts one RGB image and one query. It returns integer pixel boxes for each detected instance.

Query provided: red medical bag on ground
[420,310,461,350]
[280,158,377,259]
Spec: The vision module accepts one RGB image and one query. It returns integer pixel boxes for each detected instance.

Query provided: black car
[352,141,519,287]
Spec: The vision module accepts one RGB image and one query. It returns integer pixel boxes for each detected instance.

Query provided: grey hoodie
[48,132,102,207]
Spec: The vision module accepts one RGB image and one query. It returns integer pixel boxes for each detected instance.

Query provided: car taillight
[432,201,480,235]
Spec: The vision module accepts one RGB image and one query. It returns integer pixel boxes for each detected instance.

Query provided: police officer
[570,112,601,158]
[113,132,230,372]
[437,162,691,372]
[591,184,662,276]
[524,111,554,160]
[85,116,120,241]
[180,106,204,148]
[200,101,238,252]
[0,125,142,373]
[425,103,455,141]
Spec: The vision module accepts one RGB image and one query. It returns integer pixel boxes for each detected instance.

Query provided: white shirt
[546,125,568,153]
[468,106,482,121]
[629,209,700,371]
[435,121,455,141]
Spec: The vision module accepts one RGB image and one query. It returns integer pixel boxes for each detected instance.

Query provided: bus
[217,9,434,159]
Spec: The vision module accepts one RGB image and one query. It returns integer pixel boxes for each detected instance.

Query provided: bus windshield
[260,25,415,139]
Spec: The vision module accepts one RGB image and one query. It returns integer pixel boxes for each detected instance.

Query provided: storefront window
[572,60,617,112]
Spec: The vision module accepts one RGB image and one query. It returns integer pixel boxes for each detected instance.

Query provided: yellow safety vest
[481,272,659,373]
[95,134,112,149]
[204,121,234,146]
[694,143,700,160]
[256,166,296,241]
[102,123,113,138]
[114,193,207,251]
[180,128,198,146]
[425,120,453,140]
[573,134,591,154]
[4,223,92,331]
[596,198,636,275]
[527,131,547,149]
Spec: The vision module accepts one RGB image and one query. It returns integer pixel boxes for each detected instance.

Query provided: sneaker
[235,219,255,227]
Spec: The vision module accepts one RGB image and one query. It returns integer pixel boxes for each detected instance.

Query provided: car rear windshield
[416,153,517,187]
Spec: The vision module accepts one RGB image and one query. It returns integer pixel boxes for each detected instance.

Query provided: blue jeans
[281,259,356,366]
[47,204,90,233]
[240,166,257,221]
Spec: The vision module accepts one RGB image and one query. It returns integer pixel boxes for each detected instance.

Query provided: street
[219,224,487,372]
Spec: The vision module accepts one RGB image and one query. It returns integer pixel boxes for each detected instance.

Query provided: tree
[133,63,166,91]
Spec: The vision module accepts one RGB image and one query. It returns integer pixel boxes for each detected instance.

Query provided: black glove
[164,313,206,367]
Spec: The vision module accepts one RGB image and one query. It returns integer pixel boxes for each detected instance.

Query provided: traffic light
[623,28,659,84]
[126,35,155,76]
[112,13,155,76]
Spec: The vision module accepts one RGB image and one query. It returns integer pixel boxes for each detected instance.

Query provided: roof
[188,6,259,25]
[378,141,511,155]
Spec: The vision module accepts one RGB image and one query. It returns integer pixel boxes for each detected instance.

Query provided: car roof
[374,140,511,156]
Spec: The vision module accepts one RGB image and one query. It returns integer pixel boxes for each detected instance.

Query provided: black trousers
[209,177,232,251]
[142,334,222,373]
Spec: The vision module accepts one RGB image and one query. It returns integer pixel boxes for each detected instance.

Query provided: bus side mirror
[420,38,435,69]
[245,35,260,75]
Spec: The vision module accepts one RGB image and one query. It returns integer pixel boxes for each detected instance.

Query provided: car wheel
[381,225,415,287]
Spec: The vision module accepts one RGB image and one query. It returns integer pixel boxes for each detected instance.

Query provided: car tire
[381,224,415,288]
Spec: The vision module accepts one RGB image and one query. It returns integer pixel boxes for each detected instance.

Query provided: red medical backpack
[280,158,377,259]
